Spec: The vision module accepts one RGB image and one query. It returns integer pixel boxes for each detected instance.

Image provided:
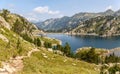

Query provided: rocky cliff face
[0,16,11,30]
[70,11,120,37]
[36,9,120,37]
[36,9,116,33]
[0,9,40,41]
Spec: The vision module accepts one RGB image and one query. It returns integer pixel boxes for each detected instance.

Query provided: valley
[0,9,100,74]
[0,1,120,73]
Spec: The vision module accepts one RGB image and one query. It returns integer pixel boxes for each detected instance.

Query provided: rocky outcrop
[0,34,9,42]
[0,16,11,30]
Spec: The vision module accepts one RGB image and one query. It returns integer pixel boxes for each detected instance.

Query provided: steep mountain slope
[36,16,72,32]
[36,9,114,32]
[70,10,120,37]
[0,9,38,66]
[0,9,42,43]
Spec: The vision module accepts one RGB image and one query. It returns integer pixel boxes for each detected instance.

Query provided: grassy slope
[0,28,100,74]
[76,47,108,55]
[39,37,60,44]
[20,48,99,74]
[0,27,34,65]
[0,11,37,66]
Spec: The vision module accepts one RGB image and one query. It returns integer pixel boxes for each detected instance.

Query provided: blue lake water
[46,34,120,51]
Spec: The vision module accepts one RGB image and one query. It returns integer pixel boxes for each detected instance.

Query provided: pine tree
[44,41,52,48]
[48,42,52,48]
[34,38,37,46]
[64,42,71,56]
[13,19,22,34]
[17,38,20,49]
[56,44,63,51]
[36,38,41,47]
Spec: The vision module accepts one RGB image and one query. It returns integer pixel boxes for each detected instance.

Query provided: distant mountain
[69,10,120,37]
[100,9,114,16]
[36,16,72,32]
[36,9,116,32]
[114,9,120,16]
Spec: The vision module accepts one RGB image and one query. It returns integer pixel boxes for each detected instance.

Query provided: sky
[0,0,120,22]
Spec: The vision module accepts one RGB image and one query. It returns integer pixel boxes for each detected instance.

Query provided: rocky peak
[102,9,114,16]
[105,9,114,13]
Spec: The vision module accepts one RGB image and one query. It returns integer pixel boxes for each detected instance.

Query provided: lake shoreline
[43,36,62,45]
[46,33,120,56]
[45,33,120,51]
[76,47,120,57]
[45,32,120,38]
[65,32,120,37]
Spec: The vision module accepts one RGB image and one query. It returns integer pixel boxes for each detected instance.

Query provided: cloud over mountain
[33,6,60,15]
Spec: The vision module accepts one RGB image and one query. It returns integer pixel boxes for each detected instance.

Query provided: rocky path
[0,48,39,74]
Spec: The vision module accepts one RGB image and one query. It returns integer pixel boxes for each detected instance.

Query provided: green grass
[0,27,34,64]
[39,37,60,44]
[77,47,108,55]
[20,48,99,74]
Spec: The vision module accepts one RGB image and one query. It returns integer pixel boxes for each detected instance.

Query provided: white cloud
[106,5,113,10]
[33,6,60,15]
[23,6,64,22]
[34,6,49,14]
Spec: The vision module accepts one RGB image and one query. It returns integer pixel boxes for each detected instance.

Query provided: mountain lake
[46,33,120,51]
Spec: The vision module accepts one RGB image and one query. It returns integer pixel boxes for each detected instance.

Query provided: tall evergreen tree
[64,42,71,56]
[44,41,52,48]
[17,38,20,49]
[36,38,41,47]
[56,44,63,51]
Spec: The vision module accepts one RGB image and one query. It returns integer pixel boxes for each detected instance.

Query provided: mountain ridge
[36,9,119,33]
[36,9,120,37]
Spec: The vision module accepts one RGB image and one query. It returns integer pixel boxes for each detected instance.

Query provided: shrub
[34,38,41,47]
[21,33,33,43]
[44,41,52,48]
[0,9,10,21]
[75,48,100,64]
[105,53,120,63]
[108,65,120,74]
[63,42,71,56]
